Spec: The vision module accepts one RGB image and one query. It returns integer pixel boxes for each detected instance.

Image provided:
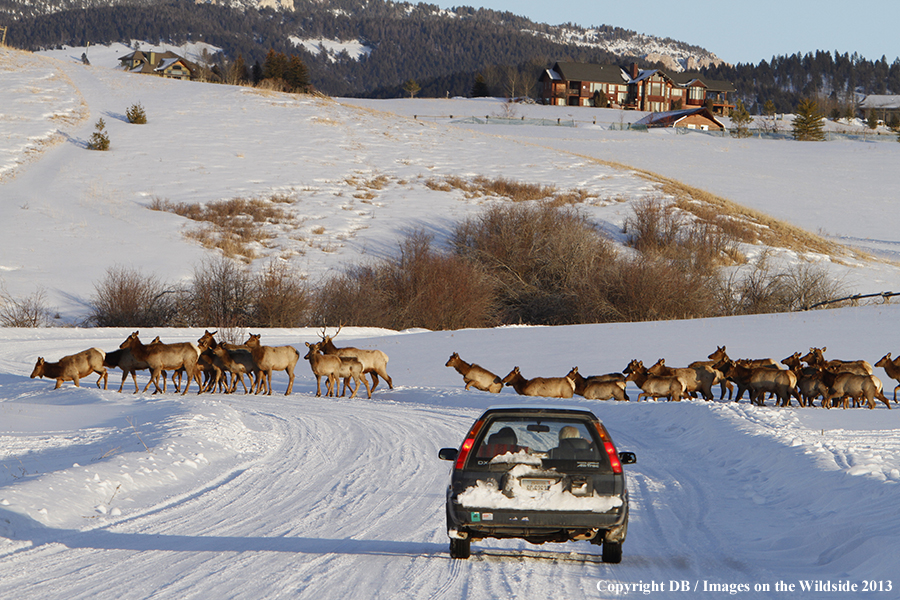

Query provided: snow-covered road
[2,323,899,599]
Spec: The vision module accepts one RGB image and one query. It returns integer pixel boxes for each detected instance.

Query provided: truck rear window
[469,417,610,471]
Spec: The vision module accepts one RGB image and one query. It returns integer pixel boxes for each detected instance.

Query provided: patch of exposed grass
[425,175,601,206]
[560,151,863,260]
[149,195,294,260]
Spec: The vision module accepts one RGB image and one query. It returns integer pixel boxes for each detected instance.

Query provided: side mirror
[618,452,637,465]
[439,448,459,461]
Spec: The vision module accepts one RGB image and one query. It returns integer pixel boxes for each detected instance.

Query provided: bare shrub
[581,256,720,322]
[716,257,846,315]
[89,266,176,326]
[252,260,311,327]
[313,231,497,330]
[313,267,392,329]
[381,232,497,330]
[0,287,54,327]
[624,197,742,270]
[186,257,255,327]
[623,198,683,254]
[784,262,846,310]
[453,202,615,324]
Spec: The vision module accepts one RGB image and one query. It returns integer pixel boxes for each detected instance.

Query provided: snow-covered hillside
[4,44,900,323]
[2,47,900,599]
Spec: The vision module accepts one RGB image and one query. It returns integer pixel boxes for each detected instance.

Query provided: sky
[436,0,900,66]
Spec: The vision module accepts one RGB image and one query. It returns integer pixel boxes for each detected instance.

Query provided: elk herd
[30,327,392,399]
[27,334,900,410]
[445,346,899,410]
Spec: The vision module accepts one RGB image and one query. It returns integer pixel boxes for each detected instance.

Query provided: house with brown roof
[540,61,735,116]
[118,50,199,81]
[540,62,631,108]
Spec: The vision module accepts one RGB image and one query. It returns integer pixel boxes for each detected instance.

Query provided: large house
[540,61,735,116]
[118,50,199,81]
[859,95,900,123]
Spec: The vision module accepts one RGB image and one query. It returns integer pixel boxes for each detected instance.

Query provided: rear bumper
[447,498,628,543]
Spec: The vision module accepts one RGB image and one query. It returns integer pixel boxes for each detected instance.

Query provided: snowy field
[2,44,900,599]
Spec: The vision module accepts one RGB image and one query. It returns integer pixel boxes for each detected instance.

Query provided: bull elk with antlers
[304,340,370,399]
[319,326,392,393]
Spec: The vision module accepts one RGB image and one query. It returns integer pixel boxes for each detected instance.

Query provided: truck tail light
[455,419,484,470]
[594,422,622,474]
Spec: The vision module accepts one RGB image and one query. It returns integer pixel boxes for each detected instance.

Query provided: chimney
[631,63,639,80]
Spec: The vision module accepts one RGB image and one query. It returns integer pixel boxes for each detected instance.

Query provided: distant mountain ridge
[3,0,724,82]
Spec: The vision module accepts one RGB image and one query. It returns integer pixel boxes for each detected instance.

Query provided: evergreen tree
[262,49,288,82]
[867,112,878,130]
[729,100,752,137]
[403,79,421,98]
[471,73,490,97]
[87,118,110,150]
[125,102,147,124]
[792,98,825,141]
[285,55,310,92]
[762,99,778,133]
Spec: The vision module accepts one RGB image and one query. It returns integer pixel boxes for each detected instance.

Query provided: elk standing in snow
[31,348,108,390]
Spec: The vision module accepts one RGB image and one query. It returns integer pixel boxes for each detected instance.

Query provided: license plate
[521,478,554,491]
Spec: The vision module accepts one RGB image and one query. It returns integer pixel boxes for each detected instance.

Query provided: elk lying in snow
[501,366,574,398]
[245,334,299,395]
[566,367,628,401]
[622,359,684,402]
[874,353,900,403]
[319,326,392,393]
[824,372,891,409]
[445,352,502,393]
[31,348,108,389]
[119,331,206,395]
[646,358,717,401]
[303,341,370,399]
[801,346,873,375]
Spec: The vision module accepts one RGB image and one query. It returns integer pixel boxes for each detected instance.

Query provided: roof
[483,404,598,416]
[155,57,189,72]
[549,62,629,84]
[630,69,674,84]
[669,72,735,92]
[634,107,724,129]
[860,95,900,110]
